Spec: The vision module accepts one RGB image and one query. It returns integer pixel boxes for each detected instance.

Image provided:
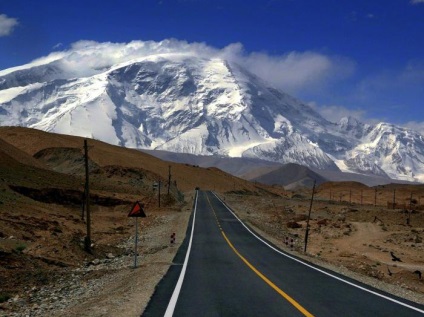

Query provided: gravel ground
[1,210,191,317]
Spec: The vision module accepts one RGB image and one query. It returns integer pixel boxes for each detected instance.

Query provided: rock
[348,208,358,212]
[287,221,302,229]
[293,214,308,222]
[317,219,329,226]
[106,253,115,259]
[336,214,346,222]
[91,259,101,266]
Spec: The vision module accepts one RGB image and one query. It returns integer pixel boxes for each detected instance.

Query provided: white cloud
[4,39,355,94]
[308,102,367,123]
[52,43,63,49]
[402,121,424,135]
[0,14,18,37]
[240,51,355,94]
[411,0,424,4]
[56,39,220,77]
[215,42,356,93]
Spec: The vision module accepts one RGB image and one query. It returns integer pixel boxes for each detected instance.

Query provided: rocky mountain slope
[1,41,423,182]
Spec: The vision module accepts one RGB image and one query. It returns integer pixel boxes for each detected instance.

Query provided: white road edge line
[212,192,424,314]
[164,191,198,317]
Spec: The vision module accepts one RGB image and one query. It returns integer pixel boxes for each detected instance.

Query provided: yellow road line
[206,193,314,317]
[221,231,314,317]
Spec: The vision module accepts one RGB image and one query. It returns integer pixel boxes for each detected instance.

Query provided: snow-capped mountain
[1,41,423,182]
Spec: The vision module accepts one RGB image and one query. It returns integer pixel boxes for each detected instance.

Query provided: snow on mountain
[0,41,423,182]
[344,123,424,181]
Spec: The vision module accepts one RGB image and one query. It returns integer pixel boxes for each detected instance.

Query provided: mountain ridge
[1,42,423,182]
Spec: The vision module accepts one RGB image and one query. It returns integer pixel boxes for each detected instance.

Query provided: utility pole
[84,139,92,253]
[393,189,396,209]
[158,180,161,207]
[304,180,316,253]
[374,188,377,207]
[407,192,413,226]
[167,165,171,196]
[81,188,85,221]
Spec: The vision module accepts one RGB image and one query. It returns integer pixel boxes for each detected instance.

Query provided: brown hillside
[0,127,273,193]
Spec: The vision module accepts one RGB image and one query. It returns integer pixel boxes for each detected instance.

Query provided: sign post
[128,202,146,268]
[134,218,138,267]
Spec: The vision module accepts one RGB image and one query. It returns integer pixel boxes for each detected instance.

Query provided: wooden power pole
[158,180,161,208]
[84,139,92,253]
[374,188,377,207]
[167,165,171,195]
[393,189,396,209]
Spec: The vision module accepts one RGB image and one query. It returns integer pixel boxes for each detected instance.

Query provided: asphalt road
[143,190,424,316]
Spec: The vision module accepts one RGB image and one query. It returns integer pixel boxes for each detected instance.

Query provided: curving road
[143,190,424,316]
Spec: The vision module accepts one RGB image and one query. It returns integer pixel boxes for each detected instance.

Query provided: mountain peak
[1,46,423,182]
[339,116,360,127]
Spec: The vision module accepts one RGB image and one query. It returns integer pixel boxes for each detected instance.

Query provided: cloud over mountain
[1,39,355,96]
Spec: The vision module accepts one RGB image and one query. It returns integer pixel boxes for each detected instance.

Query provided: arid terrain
[1,127,423,317]
[223,183,424,302]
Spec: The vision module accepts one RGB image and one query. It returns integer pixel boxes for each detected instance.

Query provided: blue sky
[0,0,423,130]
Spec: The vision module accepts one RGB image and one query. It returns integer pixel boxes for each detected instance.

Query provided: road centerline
[205,193,314,317]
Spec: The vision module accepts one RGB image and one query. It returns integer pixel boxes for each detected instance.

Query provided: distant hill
[141,149,282,180]
[251,163,327,189]
[141,149,416,188]
[0,127,275,194]
[0,137,47,169]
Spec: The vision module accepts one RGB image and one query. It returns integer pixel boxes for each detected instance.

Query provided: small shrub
[0,293,11,303]
[15,244,26,253]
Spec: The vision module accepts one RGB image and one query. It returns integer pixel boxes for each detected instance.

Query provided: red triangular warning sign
[128,202,146,217]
